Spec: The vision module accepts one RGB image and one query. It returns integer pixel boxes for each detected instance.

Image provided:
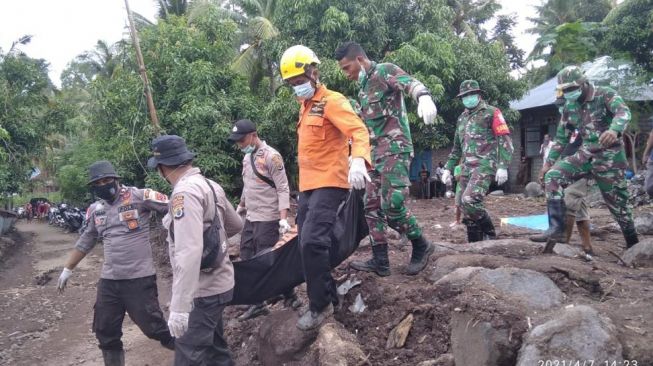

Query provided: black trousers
[297,187,347,312]
[239,220,279,260]
[93,275,173,351]
[174,291,234,366]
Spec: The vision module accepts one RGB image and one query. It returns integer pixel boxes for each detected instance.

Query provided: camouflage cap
[457,80,482,97]
[557,66,587,90]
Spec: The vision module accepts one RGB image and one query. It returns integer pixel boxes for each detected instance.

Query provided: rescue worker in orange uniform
[279,45,372,330]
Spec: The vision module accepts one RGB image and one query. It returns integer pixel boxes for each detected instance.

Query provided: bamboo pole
[124,0,161,135]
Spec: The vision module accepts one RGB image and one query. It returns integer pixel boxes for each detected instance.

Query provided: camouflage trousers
[544,146,633,227]
[365,153,422,246]
[457,165,493,221]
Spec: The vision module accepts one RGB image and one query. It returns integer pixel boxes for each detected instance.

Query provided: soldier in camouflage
[441,80,514,242]
[335,41,437,277]
[537,66,638,253]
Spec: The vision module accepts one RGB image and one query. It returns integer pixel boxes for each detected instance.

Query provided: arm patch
[144,188,169,204]
[492,109,510,136]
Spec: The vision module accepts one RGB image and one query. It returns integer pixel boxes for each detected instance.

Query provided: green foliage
[49,0,525,201]
[601,0,653,72]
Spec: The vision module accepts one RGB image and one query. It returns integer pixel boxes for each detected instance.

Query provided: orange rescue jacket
[297,85,371,192]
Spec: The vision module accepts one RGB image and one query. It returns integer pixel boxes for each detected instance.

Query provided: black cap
[227,119,257,142]
[147,135,197,169]
[88,160,121,185]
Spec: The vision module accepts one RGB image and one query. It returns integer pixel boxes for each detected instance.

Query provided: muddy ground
[0,195,651,365]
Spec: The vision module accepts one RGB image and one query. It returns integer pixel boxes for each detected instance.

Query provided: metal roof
[510,77,557,111]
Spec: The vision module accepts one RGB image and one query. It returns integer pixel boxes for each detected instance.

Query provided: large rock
[524,182,544,198]
[634,212,653,235]
[434,266,485,287]
[451,312,519,366]
[517,305,623,365]
[304,322,366,365]
[417,354,455,366]
[622,239,653,268]
[470,267,564,311]
[257,310,319,365]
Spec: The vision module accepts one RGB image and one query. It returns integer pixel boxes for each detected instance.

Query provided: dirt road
[0,221,174,366]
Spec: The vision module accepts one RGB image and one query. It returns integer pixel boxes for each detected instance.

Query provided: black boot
[350,244,391,277]
[530,211,565,243]
[542,199,567,254]
[102,350,125,366]
[477,213,497,240]
[463,218,483,243]
[406,236,434,275]
[620,221,639,248]
[238,303,269,321]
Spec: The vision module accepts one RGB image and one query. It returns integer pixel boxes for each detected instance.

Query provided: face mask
[241,145,255,154]
[293,81,315,100]
[564,89,582,101]
[93,181,118,201]
[462,94,480,109]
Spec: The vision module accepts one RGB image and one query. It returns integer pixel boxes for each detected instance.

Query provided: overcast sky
[0,0,541,87]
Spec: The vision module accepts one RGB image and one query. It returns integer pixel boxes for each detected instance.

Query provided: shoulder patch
[144,188,169,204]
[172,194,184,219]
[492,109,510,136]
[271,154,284,170]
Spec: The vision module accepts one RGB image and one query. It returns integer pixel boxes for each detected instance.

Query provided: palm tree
[157,0,189,18]
[229,0,280,96]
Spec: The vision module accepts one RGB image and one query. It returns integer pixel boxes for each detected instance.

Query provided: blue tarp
[501,214,549,231]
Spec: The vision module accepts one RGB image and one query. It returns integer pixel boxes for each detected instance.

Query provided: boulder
[417,354,455,366]
[470,267,564,311]
[430,254,506,283]
[552,243,580,258]
[305,322,366,366]
[451,312,519,366]
[524,182,544,198]
[622,239,653,268]
[257,310,318,366]
[634,212,653,235]
[489,190,504,196]
[434,266,485,287]
[517,305,623,365]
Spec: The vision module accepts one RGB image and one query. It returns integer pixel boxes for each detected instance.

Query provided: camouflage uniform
[358,62,431,245]
[543,66,638,248]
[445,81,514,224]
[348,61,434,277]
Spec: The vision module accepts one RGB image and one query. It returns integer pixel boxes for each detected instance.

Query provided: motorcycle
[62,207,84,233]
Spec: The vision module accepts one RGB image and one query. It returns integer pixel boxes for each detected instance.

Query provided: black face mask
[93,182,118,201]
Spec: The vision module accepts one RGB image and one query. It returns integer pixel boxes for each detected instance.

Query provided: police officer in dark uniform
[57,161,174,366]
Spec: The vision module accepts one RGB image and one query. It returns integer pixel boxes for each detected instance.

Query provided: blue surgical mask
[462,94,480,109]
[564,89,582,101]
[293,81,315,100]
[241,145,255,154]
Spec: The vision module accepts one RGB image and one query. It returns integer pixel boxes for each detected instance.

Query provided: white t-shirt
[542,141,554,160]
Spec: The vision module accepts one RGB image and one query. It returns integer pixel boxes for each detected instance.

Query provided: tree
[601,0,653,72]
[447,0,501,40]
[527,0,612,61]
[230,0,280,96]
[0,41,61,195]
[491,14,525,70]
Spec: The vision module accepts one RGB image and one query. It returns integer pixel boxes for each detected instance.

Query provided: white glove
[441,169,452,185]
[348,157,371,190]
[57,268,73,293]
[236,205,246,215]
[417,95,437,125]
[496,168,508,185]
[279,219,291,234]
[168,311,190,338]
